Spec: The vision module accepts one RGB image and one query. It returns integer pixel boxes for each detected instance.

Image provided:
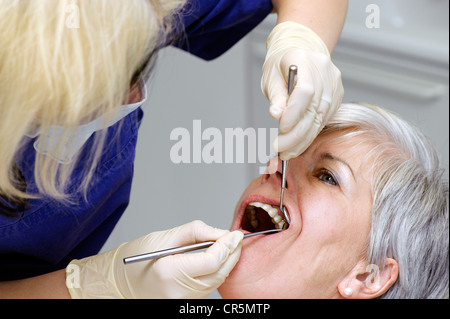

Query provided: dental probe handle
[279,65,297,227]
[123,229,282,264]
[280,160,290,225]
[287,65,297,96]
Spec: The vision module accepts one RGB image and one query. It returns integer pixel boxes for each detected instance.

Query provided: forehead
[311,130,378,174]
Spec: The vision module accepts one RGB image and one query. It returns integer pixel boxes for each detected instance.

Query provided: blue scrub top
[0,0,273,281]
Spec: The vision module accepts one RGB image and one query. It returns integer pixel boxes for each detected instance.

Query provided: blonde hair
[0,0,186,201]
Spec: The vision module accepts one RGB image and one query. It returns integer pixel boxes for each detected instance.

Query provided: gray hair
[322,103,449,299]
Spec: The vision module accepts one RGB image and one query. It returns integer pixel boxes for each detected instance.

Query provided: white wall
[102,0,449,298]
[336,0,449,169]
[245,0,449,176]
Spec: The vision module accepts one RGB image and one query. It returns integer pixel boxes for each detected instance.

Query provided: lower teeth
[250,210,259,229]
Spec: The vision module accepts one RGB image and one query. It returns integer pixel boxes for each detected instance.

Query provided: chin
[218,196,296,298]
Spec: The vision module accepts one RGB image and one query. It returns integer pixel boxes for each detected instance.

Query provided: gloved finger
[169,235,243,298]
[268,86,288,120]
[326,77,344,123]
[279,67,321,134]
[152,239,243,299]
[263,65,289,120]
[279,118,322,160]
[174,231,243,279]
[275,107,317,154]
[170,220,231,248]
[141,220,229,251]
[317,98,332,126]
[280,126,320,160]
[197,241,242,287]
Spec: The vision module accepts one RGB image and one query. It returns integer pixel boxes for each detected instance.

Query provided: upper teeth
[247,202,286,230]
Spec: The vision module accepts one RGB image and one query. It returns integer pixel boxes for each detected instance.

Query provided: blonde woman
[0,0,346,298]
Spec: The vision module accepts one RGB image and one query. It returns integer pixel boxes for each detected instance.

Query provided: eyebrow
[320,153,356,181]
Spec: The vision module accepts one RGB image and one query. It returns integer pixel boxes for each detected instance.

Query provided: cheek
[300,194,371,268]
[298,188,339,226]
[299,191,357,246]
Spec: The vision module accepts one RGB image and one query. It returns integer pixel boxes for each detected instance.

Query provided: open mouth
[241,202,289,232]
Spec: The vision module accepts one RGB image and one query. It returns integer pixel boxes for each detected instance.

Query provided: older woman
[218,103,449,299]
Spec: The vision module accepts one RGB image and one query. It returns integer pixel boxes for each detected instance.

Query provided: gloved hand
[66,220,243,299]
[262,21,344,160]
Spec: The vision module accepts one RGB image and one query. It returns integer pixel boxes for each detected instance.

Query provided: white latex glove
[66,220,243,299]
[262,21,344,160]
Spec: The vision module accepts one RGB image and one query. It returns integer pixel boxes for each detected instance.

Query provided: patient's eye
[317,169,338,186]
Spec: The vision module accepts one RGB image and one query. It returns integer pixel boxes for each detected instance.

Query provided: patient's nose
[261,157,288,189]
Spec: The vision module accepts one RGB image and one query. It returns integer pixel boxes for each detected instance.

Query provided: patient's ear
[337,258,399,299]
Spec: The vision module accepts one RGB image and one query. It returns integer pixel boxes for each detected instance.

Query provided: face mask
[25,82,148,164]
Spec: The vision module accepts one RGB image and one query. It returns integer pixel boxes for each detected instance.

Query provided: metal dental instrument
[123,229,282,264]
[279,65,297,228]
